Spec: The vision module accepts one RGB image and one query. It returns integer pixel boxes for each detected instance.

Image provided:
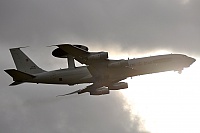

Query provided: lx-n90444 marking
[4,44,196,96]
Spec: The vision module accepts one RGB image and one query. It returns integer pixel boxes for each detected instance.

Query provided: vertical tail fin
[10,48,46,74]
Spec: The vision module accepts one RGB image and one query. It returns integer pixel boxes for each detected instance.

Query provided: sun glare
[120,52,200,133]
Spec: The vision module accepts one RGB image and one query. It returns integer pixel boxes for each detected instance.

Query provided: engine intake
[108,82,128,90]
[90,87,110,95]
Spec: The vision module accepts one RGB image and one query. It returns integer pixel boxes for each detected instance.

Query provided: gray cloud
[0,0,199,54]
[0,83,147,133]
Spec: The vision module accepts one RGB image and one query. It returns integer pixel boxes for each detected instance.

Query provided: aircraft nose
[189,57,196,64]
[187,57,196,66]
[182,56,196,68]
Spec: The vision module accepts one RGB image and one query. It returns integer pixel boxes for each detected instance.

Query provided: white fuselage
[25,54,195,85]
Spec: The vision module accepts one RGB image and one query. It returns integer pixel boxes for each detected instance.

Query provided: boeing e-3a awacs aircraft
[5,44,196,96]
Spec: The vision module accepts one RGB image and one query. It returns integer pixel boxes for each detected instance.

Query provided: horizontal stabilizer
[9,81,23,86]
[4,69,35,81]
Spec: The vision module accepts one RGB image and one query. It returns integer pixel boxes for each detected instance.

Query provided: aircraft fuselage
[26,54,195,85]
[5,45,196,95]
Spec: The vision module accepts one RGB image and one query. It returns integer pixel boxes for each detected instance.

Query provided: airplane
[4,44,196,96]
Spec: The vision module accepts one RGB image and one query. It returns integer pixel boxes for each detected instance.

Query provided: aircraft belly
[107,68,129,83]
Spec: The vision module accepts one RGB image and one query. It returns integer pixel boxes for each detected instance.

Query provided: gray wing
[56,82,103,96]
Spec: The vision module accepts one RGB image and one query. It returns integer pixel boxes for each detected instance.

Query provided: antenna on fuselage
[51,47,76,69]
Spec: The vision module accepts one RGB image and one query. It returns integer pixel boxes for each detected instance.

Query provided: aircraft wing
[56,44,109,79]
[57,82,104,96]
[56,44,90,64]
[56,80,128,96]
[56,89,81,96]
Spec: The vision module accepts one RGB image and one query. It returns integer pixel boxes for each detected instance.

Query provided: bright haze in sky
[0,0,200,133]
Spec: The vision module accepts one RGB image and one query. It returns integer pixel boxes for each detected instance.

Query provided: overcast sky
[0,0,200,133]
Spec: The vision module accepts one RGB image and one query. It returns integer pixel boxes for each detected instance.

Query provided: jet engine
[87,52,108,60]
[90,87,110,95]
[108,60,128,68]
[108,82,128,90]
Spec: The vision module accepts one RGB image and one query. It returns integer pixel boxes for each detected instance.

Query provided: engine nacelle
[90,87,110,95]
[108,60,128,68]
[87,52,108,60]
[108,82,128,90]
